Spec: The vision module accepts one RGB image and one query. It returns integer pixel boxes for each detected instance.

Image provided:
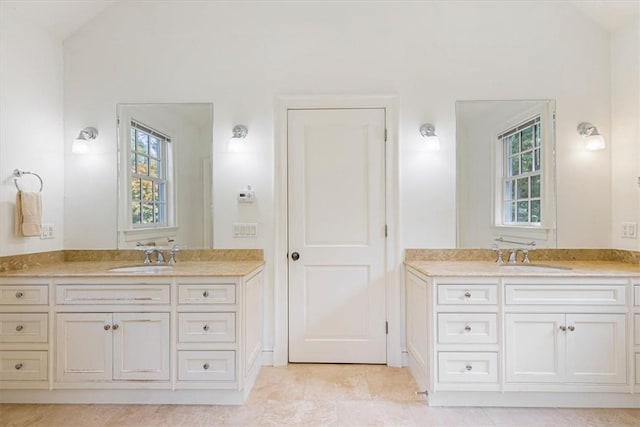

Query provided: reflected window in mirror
[130,121,172,228]
[499,116,542,226]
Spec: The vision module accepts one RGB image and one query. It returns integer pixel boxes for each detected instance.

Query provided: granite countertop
[405,260,640,277]
[0,260,264,278]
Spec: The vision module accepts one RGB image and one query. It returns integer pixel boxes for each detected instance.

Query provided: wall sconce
[419,123,440,151]
[228,124,248,153]
[71,127,98,154]
[577,122,605,151]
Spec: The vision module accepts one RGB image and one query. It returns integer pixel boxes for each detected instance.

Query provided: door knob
[291,252,300,261]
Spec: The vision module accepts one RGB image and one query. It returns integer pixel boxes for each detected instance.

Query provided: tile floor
[2,364,640,426]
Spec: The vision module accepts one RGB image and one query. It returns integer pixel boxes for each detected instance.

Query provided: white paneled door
[288,108,387,363]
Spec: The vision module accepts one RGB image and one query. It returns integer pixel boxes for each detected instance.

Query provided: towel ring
[13,169,44,192]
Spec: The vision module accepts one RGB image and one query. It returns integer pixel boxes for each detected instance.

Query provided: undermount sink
[108,265,174,273]
[499,263,571,273]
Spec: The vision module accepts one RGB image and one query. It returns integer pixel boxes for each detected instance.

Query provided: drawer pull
[559,325,567,331]
[15,363,23,370]
[568,325,575,332]
[112,324,119,330]
[203,291,210,298]
[104,324,111,331]
[464,325,471,332]
[203,363,210,370]
[15,324,24,332]
[15,291,24,298]
[465,364,473,371]
[203,324,210,331]
[464,292,471,298]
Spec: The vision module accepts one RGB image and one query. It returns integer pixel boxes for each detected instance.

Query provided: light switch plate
[621,222,637,239]
[233,223,258,238]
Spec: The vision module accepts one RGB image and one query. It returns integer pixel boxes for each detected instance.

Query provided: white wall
[0,5,65,256]
[611,18,640,250]
[60,0,616,356]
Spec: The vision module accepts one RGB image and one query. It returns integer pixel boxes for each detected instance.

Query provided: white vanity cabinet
[56,312,170,382]
[0,281,49,389]
[405,265,637,407]
[0,264,264,405]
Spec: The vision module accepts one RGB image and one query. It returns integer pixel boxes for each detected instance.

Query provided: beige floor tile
[263,399,337,426]
[368,381,423,402]
[304,374,371,401]
[0,404,54,427]
[407,403,496,427]
[555,408,640,427]
[337,400,416,426]
[482,407,575,427]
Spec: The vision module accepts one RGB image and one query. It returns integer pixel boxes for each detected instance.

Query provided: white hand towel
[15,191,42,237]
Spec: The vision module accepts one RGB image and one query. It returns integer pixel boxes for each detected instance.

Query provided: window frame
[117,111,178,245]
[491,103,556,242]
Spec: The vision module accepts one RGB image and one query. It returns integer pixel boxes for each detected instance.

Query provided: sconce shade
[577,122,605,151]
[228,124,248,152]
[72,127,98,154]
[419,123,440,151]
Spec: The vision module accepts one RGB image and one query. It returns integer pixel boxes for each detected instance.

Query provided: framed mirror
[116,103,213,249]
[456,100,557,248]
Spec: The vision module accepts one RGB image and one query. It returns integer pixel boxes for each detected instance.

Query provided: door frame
[274,95,400,367]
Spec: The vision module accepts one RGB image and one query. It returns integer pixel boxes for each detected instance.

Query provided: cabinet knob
[112,324,119,330]
[203,290,209,298]
[464,292,471,298]
[15,291,24,298]
[464,325,471,332]
[559,325,566,331]
[465,364,473,371]
[15,363,23,370]
[203,363,210,370]
[104,324,111,330]
[568,325,575,332]
[203,324,210,331]
[15,324,24,332]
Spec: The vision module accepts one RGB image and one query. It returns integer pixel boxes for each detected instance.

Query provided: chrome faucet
[508,248,530,263]
[143,247,167,264]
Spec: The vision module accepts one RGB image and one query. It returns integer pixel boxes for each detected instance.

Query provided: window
[499,116,542,226]
[129,121,170,228]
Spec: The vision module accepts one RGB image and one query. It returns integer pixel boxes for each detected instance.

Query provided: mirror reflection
[117,103,213,249]
[456,100,556,249]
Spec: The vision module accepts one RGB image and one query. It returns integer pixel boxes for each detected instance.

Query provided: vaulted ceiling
[3,0,639,41]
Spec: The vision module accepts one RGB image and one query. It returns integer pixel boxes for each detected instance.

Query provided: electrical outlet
[232,223,258,238]
[621,222,637,239]
[40,224,54,239]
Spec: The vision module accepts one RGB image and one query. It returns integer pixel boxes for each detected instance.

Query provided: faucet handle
[168,245,181,264]
[521,248,530,263]
[143,248,154,264]
[491,244,504,264]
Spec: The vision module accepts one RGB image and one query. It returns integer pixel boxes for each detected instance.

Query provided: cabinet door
[56,313,112,382]
[406,272,429,375]
[112,313,170,381]
[565,313,626,384]
[505,313,565,383]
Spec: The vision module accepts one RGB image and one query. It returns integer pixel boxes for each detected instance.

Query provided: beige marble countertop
[405,260,640,277]
[0,260,264,278]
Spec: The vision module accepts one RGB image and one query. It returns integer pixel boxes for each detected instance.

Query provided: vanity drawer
[0,286,48,305]
[178,350,235,382]
[636,354,640,385]
[0,314,48,343]
[635,285,640,307]
[56,285,170,305]
[438,352,498,383]
[178,284,236,305]
[178,313,235,343]
[635,315,640,346]
[437,284,497,305]
[505,284,625,305]
[438,313,497,344]
[0,351,47,381]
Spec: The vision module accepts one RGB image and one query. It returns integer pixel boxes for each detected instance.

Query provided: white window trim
[491,102,556,245]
